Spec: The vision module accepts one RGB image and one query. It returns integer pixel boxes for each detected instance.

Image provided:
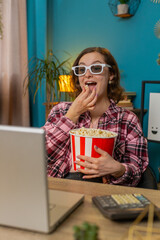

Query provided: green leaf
[23,49,72,103]
[118,0,129,3]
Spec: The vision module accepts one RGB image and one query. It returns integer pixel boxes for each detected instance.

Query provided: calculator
[92,193,159,220]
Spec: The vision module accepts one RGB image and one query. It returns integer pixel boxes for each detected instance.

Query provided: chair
[137,166,158,189]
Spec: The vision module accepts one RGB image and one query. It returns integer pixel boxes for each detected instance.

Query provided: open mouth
[85,81,97,87]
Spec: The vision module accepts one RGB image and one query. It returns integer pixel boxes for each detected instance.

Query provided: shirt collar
[102,99,120,121]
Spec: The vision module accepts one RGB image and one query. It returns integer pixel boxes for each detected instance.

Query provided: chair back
[137,166,158,189]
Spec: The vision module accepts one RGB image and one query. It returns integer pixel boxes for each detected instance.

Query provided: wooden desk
[1,178,160,240]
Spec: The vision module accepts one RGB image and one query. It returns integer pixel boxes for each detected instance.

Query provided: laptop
[0,125,84,233]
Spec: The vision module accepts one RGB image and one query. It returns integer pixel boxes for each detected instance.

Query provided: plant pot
[117,4,129,15]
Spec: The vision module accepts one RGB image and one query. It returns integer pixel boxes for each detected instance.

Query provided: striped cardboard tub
[70,129,117,171]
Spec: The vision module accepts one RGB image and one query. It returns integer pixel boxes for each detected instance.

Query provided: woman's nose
[85,69,92,77]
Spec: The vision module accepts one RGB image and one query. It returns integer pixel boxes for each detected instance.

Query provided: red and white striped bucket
[70,129,117,171]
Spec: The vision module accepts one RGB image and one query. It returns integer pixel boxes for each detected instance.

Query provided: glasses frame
[72,63,111,77]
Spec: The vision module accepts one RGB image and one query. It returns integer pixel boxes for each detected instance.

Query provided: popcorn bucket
[70,128,117,171]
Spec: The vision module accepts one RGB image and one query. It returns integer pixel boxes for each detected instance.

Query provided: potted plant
[117,0,129,15]
[73,222,99,240]
[24,49,71,111]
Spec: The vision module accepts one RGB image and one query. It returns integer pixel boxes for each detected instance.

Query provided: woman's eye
[92,66,101,72]
[79,67,85,73]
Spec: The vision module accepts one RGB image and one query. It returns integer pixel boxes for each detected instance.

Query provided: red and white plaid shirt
[42,100,149,186]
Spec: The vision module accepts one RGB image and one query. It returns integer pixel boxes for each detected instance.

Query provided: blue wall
[27,0,47,127]
[27,0,160,180]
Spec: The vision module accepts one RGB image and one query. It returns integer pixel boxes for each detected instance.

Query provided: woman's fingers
[77,167,99,176]
[94,146,110,157]
[72,87,97,113]
[82,174,100,179]
[74,87,94,109]
[87,92,97,107]
[77,155,94,163]
[78,86,96,104]
[76,148,124,179]
[76,159,97,170]
[83,87,97,106]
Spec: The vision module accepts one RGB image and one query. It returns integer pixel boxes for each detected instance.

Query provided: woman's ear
[109,74,114,84]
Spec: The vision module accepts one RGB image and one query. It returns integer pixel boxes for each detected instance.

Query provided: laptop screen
[0,125,50,232]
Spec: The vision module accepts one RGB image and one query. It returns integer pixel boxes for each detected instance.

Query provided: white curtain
[0,0,30,126]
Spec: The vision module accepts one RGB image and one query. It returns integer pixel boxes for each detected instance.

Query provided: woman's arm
[109,113,149,186]
[110,129,148,186]
[42,103,76,177]
[43,87,97,178]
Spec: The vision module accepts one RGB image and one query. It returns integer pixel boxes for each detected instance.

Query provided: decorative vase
[117,4,129,15]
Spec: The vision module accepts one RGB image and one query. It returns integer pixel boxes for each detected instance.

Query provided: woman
[42,47,149,186]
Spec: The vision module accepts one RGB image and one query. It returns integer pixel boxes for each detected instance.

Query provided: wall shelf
[108,0,141,17]
[115,13,133,18]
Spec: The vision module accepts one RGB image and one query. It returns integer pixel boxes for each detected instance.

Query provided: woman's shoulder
[117,105,139,121]
[55,101,72,109]
[116,105,136,116]
[110,100,139,122]
[49,101,72,115]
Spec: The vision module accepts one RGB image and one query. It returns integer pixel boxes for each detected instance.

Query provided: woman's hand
[75,146,125,179]
[65,86,97,123]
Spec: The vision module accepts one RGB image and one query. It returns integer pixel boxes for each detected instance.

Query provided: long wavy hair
[71,47,124,103]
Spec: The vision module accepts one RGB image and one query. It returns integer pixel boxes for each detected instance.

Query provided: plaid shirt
[42,100,149,186]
